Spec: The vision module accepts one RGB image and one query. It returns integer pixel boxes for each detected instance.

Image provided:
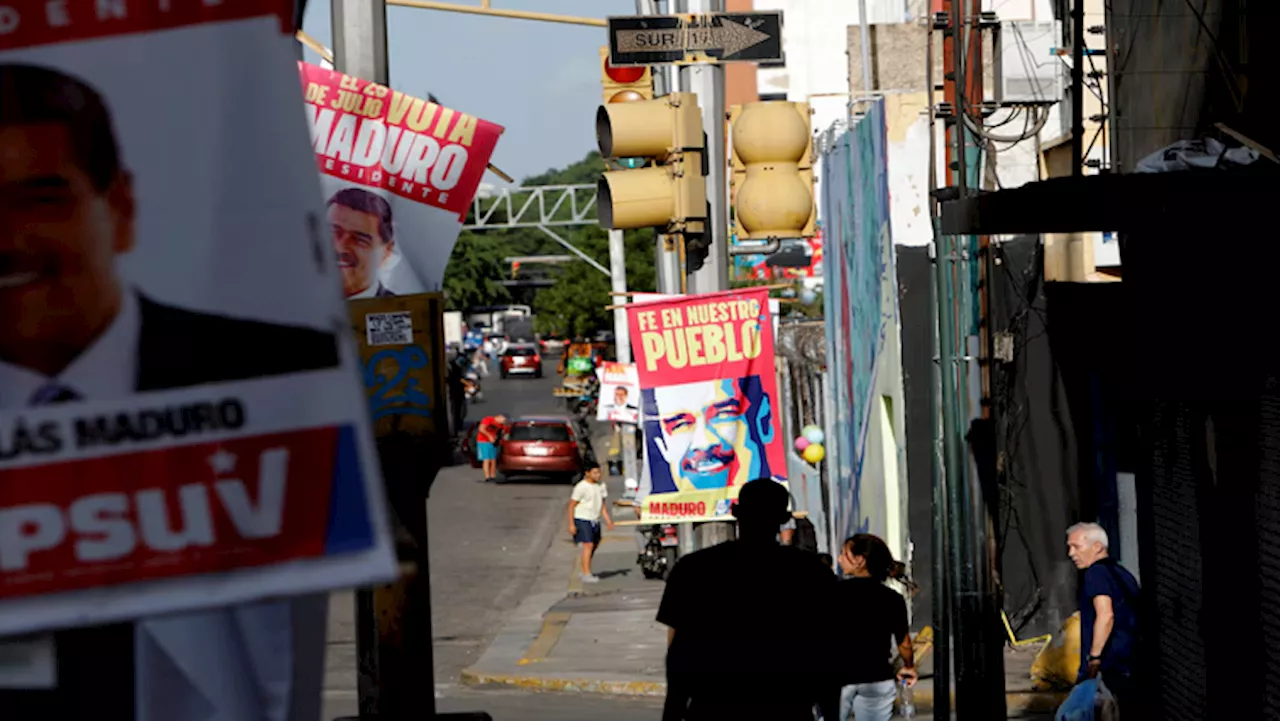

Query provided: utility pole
[330,5,488,721]
[679,0,730,296]
[1070,0,1084,175]
[641,0,683,298]
[939,0,1006,716]
[609,229,639,487]
[331,0,389,85]
[675,0,735,551]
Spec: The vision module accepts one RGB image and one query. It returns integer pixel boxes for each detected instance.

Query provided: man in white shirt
[567,462,614,583]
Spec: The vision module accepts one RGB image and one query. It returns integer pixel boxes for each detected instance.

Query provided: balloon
[801,424,821,439]
[802,443,825,464]
[800,289,817,305]
[794,437,810,452]
[804,427,826,445]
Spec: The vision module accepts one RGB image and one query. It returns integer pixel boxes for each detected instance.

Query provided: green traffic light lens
[618,157,645,169]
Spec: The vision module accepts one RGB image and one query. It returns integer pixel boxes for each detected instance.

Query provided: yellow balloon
[802,443,825,464]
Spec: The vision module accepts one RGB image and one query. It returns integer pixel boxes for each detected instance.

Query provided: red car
[496,416,585,482]
[500,343,542,379]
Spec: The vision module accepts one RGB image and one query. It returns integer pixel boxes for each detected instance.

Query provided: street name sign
[607,12,784,67]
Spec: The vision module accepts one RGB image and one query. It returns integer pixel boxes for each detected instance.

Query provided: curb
[461,667,1067,711]
[460,667,666,697]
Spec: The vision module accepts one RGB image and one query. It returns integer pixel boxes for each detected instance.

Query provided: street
[322,356,665,720]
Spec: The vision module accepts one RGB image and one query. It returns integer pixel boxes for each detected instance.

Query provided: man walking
[475,414,507,483]
[1067,522,1143,715]
[658,479,839,721]
[567,462,614,583]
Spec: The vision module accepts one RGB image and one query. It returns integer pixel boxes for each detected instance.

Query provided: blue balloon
[804,427,825,445]
[800,289,817,304]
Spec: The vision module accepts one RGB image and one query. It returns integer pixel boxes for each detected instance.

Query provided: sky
[302,0,635,186]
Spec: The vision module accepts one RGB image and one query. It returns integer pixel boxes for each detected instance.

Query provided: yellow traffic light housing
[596,91,706,235]
[729,101,817,240]
[600,47,653,105]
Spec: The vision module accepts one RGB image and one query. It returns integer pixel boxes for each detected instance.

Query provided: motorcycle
[637,523,679,580]
[463,368,483,403]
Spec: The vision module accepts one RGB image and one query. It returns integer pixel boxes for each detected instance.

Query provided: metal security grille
[1140,401,1208,719]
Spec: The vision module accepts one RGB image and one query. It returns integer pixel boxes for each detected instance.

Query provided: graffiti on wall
[822,100,898,541]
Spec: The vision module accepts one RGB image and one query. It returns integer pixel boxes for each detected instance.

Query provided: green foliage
[442,231,511,311]
[441,151,656,335]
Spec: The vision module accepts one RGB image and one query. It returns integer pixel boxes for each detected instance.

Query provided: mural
[821,100,899,542]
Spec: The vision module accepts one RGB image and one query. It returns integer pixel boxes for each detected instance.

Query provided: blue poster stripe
[323,425,377,555]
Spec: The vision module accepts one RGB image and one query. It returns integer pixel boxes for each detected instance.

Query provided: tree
[442,231,511,311]
[441,151,656,319]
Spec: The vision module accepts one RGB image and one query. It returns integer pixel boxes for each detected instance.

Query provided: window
[507,424,571,442]
[759,91,788,102]
[758,60,785,70]
[505,347,537,357]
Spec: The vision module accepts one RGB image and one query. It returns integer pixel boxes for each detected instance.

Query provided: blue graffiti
[364,346,432,421]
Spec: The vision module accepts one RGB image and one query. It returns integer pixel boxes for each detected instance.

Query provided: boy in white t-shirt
[567,462,614,583]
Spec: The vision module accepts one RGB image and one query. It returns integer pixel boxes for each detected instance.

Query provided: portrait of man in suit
[0,62,341,409]
[328,187,397,298]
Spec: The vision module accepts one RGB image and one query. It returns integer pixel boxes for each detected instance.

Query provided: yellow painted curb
[461,666,1067,709]
[460,667,667,697]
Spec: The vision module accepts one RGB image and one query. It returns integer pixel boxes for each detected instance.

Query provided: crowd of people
[643,479,1143,721]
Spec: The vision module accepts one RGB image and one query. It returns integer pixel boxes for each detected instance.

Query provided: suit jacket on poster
[2,295,341,720]
[134,293,341,390]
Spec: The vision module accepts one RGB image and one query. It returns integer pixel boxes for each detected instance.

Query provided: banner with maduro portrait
[299,62,504,297]
[628,288,787,524]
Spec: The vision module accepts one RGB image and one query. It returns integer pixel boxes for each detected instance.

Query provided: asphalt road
[323,356,664,720]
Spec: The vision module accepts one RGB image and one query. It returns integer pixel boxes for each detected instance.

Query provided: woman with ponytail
[831,534,918,721]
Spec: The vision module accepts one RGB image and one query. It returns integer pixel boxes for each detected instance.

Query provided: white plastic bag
[1135,137,1260,173]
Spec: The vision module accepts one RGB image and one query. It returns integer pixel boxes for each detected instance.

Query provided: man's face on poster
[652,378,769,491]
[614,386,629,406]
[0,121,134,341]
[329,203,393,297]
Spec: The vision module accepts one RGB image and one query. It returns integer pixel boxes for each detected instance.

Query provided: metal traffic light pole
[678,0,730,297]
[674,0,735,551]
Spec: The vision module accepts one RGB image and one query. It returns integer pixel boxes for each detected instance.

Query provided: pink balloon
[794,437,811,452]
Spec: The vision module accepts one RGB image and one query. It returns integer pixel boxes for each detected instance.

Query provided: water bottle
[898,678,916,719]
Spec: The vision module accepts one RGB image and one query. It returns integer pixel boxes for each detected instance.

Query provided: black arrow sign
[607,12,785,67]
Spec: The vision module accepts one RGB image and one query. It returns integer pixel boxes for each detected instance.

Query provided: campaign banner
[0,1,395,636]
[627,288,787,523]
[300,62,504,297]
[596,362,640,424]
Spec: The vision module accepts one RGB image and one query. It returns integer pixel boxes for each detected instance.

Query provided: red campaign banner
[627,287,776,388]
[0,427,338,600]
[0,0,292,52]
[300,62,505,222]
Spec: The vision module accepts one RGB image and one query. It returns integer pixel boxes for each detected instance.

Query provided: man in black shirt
[657,479,839,721]
[1068,521,1142,716]
[833,534,917,721]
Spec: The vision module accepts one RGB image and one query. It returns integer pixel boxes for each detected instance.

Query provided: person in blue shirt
[1067,521,1143,716]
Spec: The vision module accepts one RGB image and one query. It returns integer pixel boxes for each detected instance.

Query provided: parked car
[500,343,542,378]
[497,416,585,482]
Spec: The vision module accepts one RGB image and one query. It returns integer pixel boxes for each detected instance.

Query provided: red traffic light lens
[604,63,646,84]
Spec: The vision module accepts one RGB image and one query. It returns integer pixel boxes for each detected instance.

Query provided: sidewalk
[461,482,1067,716]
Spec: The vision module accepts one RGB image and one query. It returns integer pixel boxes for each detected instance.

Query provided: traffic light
[511,260,520,279]
[596,91,707,238]
[600,47,653,105]
[599,48,653,170]
[729,101,817,240]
